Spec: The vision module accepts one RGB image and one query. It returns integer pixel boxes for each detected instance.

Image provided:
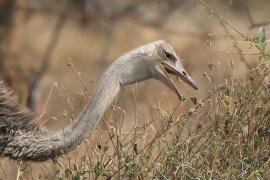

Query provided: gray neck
[52,54,151,153]
[1,46,154,161]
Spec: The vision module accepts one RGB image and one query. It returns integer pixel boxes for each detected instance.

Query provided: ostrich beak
[160,61,198,100]
[158,70,183,100]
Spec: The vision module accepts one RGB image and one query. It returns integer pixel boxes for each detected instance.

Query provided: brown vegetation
[0,0,269,179]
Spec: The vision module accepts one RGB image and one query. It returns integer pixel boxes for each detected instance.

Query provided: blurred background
[0,0,269,179]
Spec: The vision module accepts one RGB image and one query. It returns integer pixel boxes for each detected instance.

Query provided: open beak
[160,62,198,100]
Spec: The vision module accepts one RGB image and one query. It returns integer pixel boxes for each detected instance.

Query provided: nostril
[182,71,187,76]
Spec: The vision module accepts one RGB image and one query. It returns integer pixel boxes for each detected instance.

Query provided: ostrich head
[0,40,199,161]
[125,40,198,100]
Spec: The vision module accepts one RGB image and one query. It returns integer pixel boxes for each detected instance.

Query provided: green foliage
[258,27,267,56]
[246,26,268,56]
[51,62,270,180]
[48,25,270,180]
[180,95,187,102]
[94,162,104,177]
[160,109,169,118]
[57,168,88,180]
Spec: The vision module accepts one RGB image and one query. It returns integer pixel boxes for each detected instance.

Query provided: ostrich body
[0,40,197,161]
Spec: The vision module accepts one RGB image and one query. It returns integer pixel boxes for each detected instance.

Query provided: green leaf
[254,136,263,150]
[94,162,104,176]
[160,109,169,118]
[258,26,267,55]
[180,96,186,102]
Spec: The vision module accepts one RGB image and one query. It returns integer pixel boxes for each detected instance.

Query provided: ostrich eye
[162,50,176,61]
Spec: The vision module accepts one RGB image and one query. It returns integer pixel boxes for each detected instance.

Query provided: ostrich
[0,40,197,161]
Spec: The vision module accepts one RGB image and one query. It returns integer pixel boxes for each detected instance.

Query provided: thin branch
[216,50,263,56]
[198,0,246,38]
[221,23,252,69]
[27,16,66,110]
[198,0,253,69]
[38,16,66,81]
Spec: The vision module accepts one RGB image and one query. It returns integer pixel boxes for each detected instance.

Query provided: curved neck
[45,53,153,158]
[54,69,121,152]
[3,54,153,161]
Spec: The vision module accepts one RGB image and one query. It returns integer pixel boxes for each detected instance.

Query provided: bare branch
[198,0,246,38]
[27,16,66,110]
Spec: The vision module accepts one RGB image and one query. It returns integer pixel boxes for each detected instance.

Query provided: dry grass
[14,31,270,179]
[0,0,269,179]
[18,59,268,180]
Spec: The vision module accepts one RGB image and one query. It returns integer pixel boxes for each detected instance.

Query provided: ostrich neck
[3,52,151,161]
[51,54,151,154]
[53,68,121,152]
